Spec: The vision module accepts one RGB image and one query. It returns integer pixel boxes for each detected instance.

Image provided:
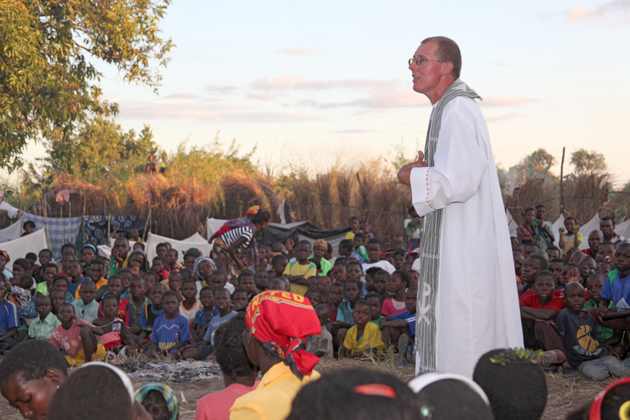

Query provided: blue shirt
[150,314,191,351]
[350,253,365,264]
[601,270,630,310]
[194,307,219,327]
[392,310,417,337]
[67,277,90,297]
[336,300,355,325]
[0,300,18,335]
[203,311,237,346]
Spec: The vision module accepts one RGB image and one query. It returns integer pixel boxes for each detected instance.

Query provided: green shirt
[28,312,61,340]
[583,299,614,342]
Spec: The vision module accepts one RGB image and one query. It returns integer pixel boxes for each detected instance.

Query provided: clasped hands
[397,151,428,186]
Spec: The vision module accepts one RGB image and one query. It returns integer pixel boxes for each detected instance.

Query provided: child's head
[353,233,365,249]
[344,279,362,304]
[0,251,9,271]
[133,242,145,251]
[365,293,382,320]
[306,276,319,291]
[43,263,58,284]
[129,277,146,299]
[181,279,197,301]
[338,240,354,257]
[346,261,363,280]
[87,260,104,281]
[615,243,630,274]
[374,270,390,295]
[597,261,614,276]
[597,242,616,264]
[81,245,96,267]
[17,274,34,290]
[578,256,596,278]
[107,276,123,298]
[38,249,53,266]
[156,243,168,260]
[101,295,119,318]
[314,304,330,327]
[238,270,257,295]
[548,258,565,287]
[317,276,332,293]
[330,262,347,283]
[61,243,76,256]
[520,256,548,285]
[210,269,229,290]
[313,239,327,260]
[36,295,53,318]
[151,256,165,273]
[295,240,312,262]
[144,271,158,290]
[320,292,330,306]
[11,258,30,278]
[546,246,561,260]
[366,239,382,263]
[393,248,407,270]
[349,216,360,231]
[149,283,166,306]
[388,270,410,294]
[513,251,524,273]
[351,300,370,327]
[180,268,193,281]
[50,290,66,314]
[52,275,69,294]
[56,303,75,326]
[197,259,215,280]
[112,237,130,260]
[522,207,536,225]
[405,287,417,313]
[231,288,249,312]
[254,269,269,291]
[26,252,37,267]
[184,253,197,271]
[0,340,69,420]
[524,244,540,259]
[269,277,289,292]
[561,263,583,286]
[304,290,321,307]
[271,255,288,276]
[79,281,97,304]
[564,216,577,233]
[585,273,605,302]
[533,270,556,301]
[569,251,587,265]
[65,260,82,280]
[199,286,215,310]
[563,282,586,314]
[166,248,178,267]
[214,313,257,384]
[168,271,183,292]
[162,291,180,317]
[330,283,345,306]
[407,270,419,288]
[215,288,233,314]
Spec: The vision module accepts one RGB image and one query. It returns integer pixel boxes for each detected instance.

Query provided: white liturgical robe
[410,95,523,378]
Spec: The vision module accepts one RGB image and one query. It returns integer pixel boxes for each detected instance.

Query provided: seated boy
[306,304,333,358]
[72,281,99,323]
[556,283,630,380]
[26,295,61,340]
[340,300,384,358]
[131,283,166,348]
[379,287,417,362]
[0,281,18,353]
[282,241,317,296]
[49,303,106,366]
[192,286,218,341]
[519,271,565,352]
[519,255,548,298]
[583,274,625,358]
[147,291,190,358]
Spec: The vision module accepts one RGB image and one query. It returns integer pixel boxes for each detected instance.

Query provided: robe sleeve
[410,105,489,217]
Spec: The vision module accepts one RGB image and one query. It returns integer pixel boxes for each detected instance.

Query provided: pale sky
[21,0,630,185]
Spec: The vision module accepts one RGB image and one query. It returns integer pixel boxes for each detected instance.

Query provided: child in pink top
[381,271,409,316]
[195,314,258,420]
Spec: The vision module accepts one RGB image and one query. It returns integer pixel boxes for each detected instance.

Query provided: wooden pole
[560,147,566,215]
[42,194,52,252]
[60,204,64,245]
[68,200,72,246]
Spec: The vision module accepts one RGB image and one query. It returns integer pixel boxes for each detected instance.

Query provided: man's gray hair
[421,36,462,80]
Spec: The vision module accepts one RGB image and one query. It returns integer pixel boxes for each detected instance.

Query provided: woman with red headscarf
[230,290,322,420]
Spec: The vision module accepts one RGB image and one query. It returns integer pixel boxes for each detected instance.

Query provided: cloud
[332,129,378,134]
[205,84,238,95]
[246,93,280,101]
[163,93,205,100]
[277,48,321,56]
[251,75,397,91]
[564,0,630,23]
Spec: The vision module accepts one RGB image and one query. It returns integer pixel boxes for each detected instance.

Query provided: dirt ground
[0,358,616,420]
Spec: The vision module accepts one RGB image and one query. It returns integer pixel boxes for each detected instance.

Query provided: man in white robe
[398,37,523,378]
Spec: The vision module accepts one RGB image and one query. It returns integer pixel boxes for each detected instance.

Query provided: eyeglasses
[408,57,445,66]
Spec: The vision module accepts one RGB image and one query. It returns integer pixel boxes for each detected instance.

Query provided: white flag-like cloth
[410,87,523,378]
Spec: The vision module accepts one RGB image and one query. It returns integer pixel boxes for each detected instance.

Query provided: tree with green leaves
[570,148,607,176]
[0,0,173,171]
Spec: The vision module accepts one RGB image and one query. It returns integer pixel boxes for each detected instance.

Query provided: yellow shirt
[283,261,317,296]
[230,362,320,420]
[343,322,384,354]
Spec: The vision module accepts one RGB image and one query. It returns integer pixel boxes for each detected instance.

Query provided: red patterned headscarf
[246,290,321,379]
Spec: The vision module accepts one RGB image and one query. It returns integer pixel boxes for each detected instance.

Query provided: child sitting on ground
[335,279,362,328]
[50,289,66,316]
[304,290,321,307]
[0,281,18,353]
[311,239,332,276]
[147,291,190,358]
[381,270,409,316]
[232,288,249,313]
[254,269,269,292]
[49,303,105,366]
[75,260,108,300]
[327,282,344,325]
[51,276,74,303]
[317,276,332,293]
[283,241,317,296]
[340,300,384,359]
[237,270,259,299]
[556,282,630,380]
[519,255,548,298]
[35,263,59,298]
[144,270,158,291]
[330,261,347,283]
[152,256,170,281]
[26,295,61,340]
[306,276,319,292]
[520,270,565,353]
[306,304,333,358]
[548,258,565,289]
[127,277,149,325]
[365,292,384,326]
[98,275,133,325]
[362,239,395,274]
[192,286,217,342]
[582,273,625,358]
[132,283,166,348]
[373,270,391,302]
[268,254,288,282]
[379,287,418,362]
[71,280,99,323]
[179,279,202,325]
[4,274,37,322]
[93,295,132,351]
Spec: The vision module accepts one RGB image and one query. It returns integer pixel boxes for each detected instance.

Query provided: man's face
[600,220,615,239]
[588,231,604,251]
[410,42,447,98]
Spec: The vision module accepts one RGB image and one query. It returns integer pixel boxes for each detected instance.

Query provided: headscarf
[313,239,328,250]
[193,256,216,279]
[135,382,179,420]
[0,250,9,263]
[245,206,260,216]
[245,290,321,379]
[82,244,97,254]
[128,248,150,273]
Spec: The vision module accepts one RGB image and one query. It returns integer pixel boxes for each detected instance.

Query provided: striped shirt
[28,312,61,340]
[220,226,254,250]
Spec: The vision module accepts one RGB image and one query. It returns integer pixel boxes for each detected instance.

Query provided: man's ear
[441,61,454,76]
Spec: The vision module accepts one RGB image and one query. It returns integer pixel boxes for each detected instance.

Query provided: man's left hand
[397,151,428,186]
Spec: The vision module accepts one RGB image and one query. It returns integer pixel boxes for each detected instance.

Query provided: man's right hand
[397,151,428,186]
